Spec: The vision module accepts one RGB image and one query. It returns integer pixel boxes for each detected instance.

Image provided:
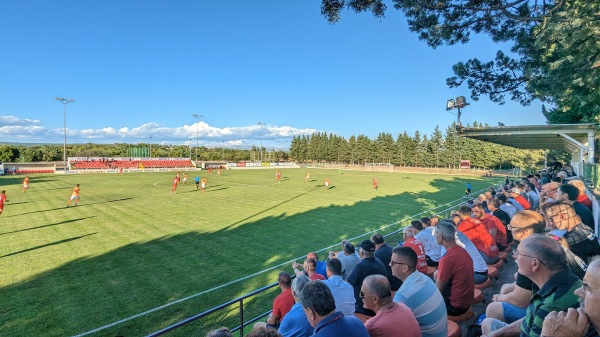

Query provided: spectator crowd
[207,163,600,337]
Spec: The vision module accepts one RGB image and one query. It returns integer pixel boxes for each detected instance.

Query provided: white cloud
[0,115,318,149]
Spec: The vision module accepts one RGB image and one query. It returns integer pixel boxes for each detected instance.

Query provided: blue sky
[0,1,547,150]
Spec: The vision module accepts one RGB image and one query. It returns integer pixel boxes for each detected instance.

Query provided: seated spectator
[457,206,500,264]
[293,258,325,281]
[539,181,561,206]
[340,242,361,280]
[541,256,600,337]
[254,272,295,331]
[401,227,428,273]
[411,220,442,266]
[328,240,350,260]
[429,215,440,227]
[391,246,448,337]
[246,327,283,337]
[569,179,593,213]
[371,233,402,291]
[525,182,540,210]
[509,187,531,210]
[553,184,596,231]
[487,197,513,244]
[472,203,508,251]
[497,193,517,218]
[434,221,474,316]
[307,252,327,279]
[485,211,546,324]
[207,327,233,337]
[322,258,355,316]
[361,274,420,337]
[542,201,600,270]
[347,240,387,316]
[299,281,369,337]
[481,235,582,337]
[278,275,313,337]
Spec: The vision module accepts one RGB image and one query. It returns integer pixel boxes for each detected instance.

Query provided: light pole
[192,114,203,162]
[56,97,75,170]
[258,122,265,162]
[446,96,469,168]
[149,136,152,158]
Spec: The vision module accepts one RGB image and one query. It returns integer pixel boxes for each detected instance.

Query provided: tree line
[0,122,551,172]
[290,123,547,172]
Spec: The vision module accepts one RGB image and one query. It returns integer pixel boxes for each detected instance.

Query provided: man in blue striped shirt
[391,246,448,337]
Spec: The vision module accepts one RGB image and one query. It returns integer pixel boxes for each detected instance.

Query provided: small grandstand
[69,157,195,170]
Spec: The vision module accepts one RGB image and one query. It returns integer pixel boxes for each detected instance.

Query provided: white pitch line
[71,185,495,337]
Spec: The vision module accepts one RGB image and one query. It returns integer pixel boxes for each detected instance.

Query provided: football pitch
[0,168,494,336]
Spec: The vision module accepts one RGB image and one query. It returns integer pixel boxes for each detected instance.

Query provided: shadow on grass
[0,216,97,236]
[0,176,497,337]
[2,198,135,218]
[0,233,97,258]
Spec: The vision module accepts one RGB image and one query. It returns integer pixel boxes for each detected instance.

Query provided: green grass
[0,169,494,336]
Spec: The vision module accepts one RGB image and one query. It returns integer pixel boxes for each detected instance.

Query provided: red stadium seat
[447,320,461,337]
[488,266,499,279]
[354,312,371,323]
[473,288,485,303]
[474,277,492,290]
[488,259,505,270]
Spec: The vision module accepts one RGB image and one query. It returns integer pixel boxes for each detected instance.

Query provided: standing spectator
[299,281,369,337]
[361,275,420,337]
[278,275,313,337]
[254,272,295,331]
[347,240,387,316]
[434,222,474,316]
[371,234,402,291]
[322,258,355,316]
[401,227,428,273]
[391,246,448,337]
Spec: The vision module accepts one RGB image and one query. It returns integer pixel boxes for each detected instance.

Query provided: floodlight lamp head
[446,99,455,111]
[456,96,468,108]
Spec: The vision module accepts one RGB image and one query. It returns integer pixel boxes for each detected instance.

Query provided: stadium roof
[458,123,598,162]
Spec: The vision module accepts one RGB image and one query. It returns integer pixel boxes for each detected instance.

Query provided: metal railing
[146,185,497,336]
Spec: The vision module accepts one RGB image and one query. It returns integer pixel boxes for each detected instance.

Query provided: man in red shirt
[401,227,428,273]
[472,203,508,251]
[510,188,531,210]
[457,206,500,264]
[254,272,295,330]
[434,222,474,316]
